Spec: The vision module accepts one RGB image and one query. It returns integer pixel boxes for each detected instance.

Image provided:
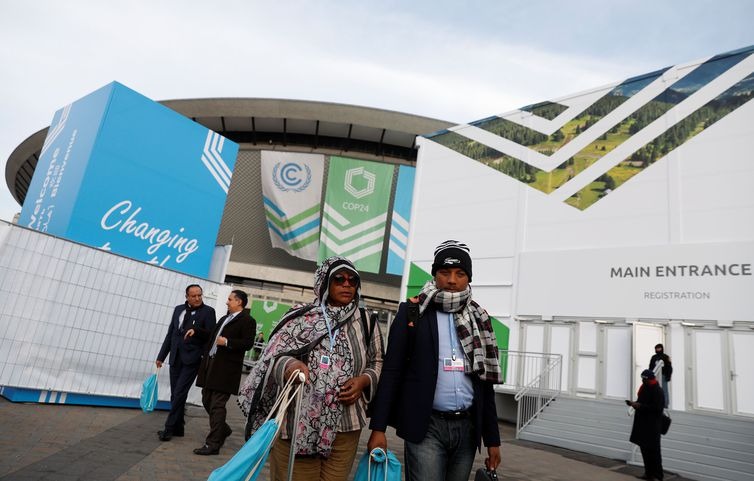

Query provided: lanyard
[448,314,458,361]
[320,304,337,353]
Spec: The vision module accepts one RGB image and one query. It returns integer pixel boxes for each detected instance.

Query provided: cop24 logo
[344,167,376,199]
[272,162,312,192]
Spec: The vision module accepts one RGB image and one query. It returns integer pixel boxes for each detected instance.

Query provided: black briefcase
[475,468,498,481]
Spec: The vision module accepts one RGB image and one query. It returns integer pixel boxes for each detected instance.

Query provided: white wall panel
[0,222,222,405]
[523,324,545,353]
[578,357,597,392]
[579,322,597,353]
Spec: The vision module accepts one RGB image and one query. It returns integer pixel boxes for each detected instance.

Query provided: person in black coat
[156,284,216,441]
[628,369,665,481]
[193,289,256,455]
[368,240,502,481]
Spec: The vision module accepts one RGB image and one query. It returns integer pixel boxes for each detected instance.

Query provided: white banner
[517,241,754,321]
[261,151,324,261]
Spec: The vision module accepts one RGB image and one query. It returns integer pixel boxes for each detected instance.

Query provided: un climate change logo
[273,162,312,192]
[344,167,376,199]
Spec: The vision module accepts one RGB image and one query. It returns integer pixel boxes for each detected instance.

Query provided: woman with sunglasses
[238,256,384,481]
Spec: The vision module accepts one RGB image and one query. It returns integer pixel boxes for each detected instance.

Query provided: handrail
[514,353,562,438]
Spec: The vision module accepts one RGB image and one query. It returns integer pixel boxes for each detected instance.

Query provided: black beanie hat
[431,240,472,281]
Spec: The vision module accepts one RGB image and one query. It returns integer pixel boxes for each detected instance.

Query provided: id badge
[319,354,331,370]
[443,358,464,372]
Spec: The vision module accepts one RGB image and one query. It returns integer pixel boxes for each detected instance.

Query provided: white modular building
[405,45,754,417]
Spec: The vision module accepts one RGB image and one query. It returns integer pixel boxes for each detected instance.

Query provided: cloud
[1,0,753,221]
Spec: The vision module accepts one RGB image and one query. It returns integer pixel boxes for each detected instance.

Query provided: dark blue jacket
[157,303,216,366]
[369,302,500,449]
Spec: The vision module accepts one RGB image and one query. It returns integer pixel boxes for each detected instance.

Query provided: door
[603,325,632,400]
[691,329,754,417]
[549,324,574,394]
[690,329,727,413]
[729,331,754,417]
[519,322,573,393]
[576,321,598,397]
[632,322,664,394]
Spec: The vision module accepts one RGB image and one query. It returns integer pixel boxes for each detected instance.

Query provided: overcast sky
[2,0,753,222]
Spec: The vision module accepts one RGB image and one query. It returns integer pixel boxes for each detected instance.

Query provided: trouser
[269,429,361,481]
[404,413,476,481]
[201,389,232,449]
[640,442,664,480]
[164,356,199,432]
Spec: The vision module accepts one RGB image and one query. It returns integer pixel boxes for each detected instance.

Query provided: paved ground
[0,393,690,481]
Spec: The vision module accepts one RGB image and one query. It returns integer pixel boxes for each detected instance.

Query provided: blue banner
[386,165,415,275]
[19,82,238,278]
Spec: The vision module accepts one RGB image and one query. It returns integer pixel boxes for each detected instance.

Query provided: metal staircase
[517,397,754,481]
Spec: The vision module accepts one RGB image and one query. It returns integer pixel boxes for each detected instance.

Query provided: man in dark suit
[368,240,502,481]
[156,284,216,441]
[194,289,256,455]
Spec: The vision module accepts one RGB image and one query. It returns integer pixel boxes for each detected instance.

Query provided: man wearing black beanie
[431,240,473,281]
[369,240,502,481]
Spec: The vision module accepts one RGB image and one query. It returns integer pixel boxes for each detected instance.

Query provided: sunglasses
[331,273,360,287]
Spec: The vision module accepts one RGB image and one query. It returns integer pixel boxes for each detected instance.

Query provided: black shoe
[173,429,185,437]
[157,430,172,441]
[193,444,219,455]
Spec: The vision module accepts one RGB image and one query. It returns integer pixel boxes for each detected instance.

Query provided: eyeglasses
[331,273,360,287]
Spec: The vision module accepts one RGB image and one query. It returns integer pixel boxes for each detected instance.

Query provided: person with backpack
[368,240,503,481]
[237,256,384,481]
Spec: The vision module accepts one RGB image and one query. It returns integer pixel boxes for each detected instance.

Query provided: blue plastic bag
[139,370,159,413]
[207,419,278,481]
[353,448,401,481]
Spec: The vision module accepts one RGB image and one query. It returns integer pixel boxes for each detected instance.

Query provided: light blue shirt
[432,311,474,411]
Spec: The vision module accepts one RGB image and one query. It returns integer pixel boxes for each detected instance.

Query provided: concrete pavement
[0,394,689,481]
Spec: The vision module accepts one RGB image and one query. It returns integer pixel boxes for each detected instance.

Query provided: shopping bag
[353,448,401,481]
[208,370,305,481]
[208,419,278,481]
[661,410,672,435]
[139,368,159,413]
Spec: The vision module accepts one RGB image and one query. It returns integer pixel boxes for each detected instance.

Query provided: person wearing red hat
[627,369,665,481]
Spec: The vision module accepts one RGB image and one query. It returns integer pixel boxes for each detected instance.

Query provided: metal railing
[243,341,267,370]
[506,351,562,438]
[498,350,562,391]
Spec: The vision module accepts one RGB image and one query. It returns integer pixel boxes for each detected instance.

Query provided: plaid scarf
[417,280,503,383]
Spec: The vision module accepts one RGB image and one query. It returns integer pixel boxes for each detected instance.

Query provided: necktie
[180,309,195,331]
[209,313,236,357]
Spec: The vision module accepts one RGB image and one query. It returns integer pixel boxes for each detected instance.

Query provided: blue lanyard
[320,304,337,353]
[448,315,458,361]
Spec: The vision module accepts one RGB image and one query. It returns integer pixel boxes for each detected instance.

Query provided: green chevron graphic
[427,46,754,209]
[450,68,668,158]
[568,70,754,209]
[318,157,394,272]
[521,101,569,120]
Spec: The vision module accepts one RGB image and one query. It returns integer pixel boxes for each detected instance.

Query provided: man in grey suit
[156,284,216,441]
